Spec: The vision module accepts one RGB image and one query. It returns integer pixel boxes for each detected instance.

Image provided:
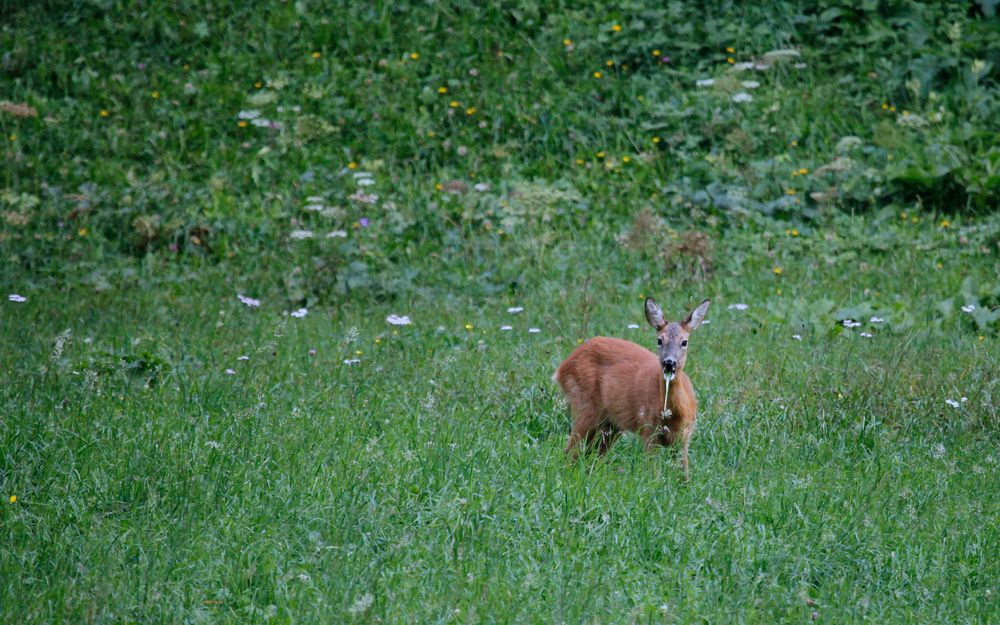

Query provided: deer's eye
[681,340,688,348]
[657,337,663,346]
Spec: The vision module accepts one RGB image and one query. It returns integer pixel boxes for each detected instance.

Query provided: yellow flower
[622,155,631,163]
[410,52,419,60]
[8,495,15,504]
[238,120,247,128]
[902,110,910,117]
[936,262,942,269]
[427,130,436,137]
[980,335,985,341]
[254,81,262,89]
[593,71,602,79]
[940,219,950,228]
[78,228,87,237]
[465,107,476,115]
[151,91,159,98]
[727,57,735,64]
[355,350,363,356]
[881,102,889,110]
[8,135,15,141]
[348,161,357,169]
[100,110,109,117]
[563,38,572,46]
[798,168,809,175]
[449,100,460,108]
[575,158,584,165]
[911,216,919,224]
[596,151,605,158]
[726,47,735,53]
[776,288,782,295]
[438,86,448,94]
[889,106,896,112]
[611,24,622,32]
[375,337,382,344]
[606,59,614,67]
[312,51,321,58]
[652,49,661,56]
[652,136,661,144]
[435,183,443,191]
[773,266,783,275]
[900,211,908,220]
[790,140,798,147]
[791,228,799,237]
[785,189,796,195]
[183,64,190,71]
[465,323,474,330]
[791,170,799,177]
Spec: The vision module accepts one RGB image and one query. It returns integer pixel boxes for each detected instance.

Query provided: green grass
[2,1,999,623]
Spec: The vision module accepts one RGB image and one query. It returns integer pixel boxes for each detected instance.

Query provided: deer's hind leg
[562,379,602,459]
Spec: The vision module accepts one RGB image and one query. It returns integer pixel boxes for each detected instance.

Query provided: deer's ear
[683,299,710,330]
[644,297,665,330]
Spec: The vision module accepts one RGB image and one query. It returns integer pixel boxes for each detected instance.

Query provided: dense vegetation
[2,2,997,623]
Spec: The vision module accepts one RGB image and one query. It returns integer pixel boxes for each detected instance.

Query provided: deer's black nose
[663,359,676,372]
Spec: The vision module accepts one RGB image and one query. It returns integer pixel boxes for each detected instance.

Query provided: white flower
[290,230,314,239]
[961,305,975,313]
[237,109,261,120]
[291,308,308,318]
[343,358,361,365]
[860,332,873,338]
[731,92,753,103]
[763,49,801,58]
[205,440,222,449]
[728,303,749,311]
[250,118,273,127]
[944,399,960,409]
[961,397,968,402]
[528,328,541,334]
[306,195,324,203]
[349,593,374,615]
[237,355,250,361]
[224,368,236,375]
[500,325,513,331]
[237,294,260,308]
[754,63,770,71]
[326,230,348,238]
[473,182,490,192]
[507,306,524,314]
[352,171,373,179]
[870,316,884,323]
[732,62,756,71]
[627,323,640,329]
[386,314,412,326]
[794,63,808,69]
[741,80,760,89]
[304,203,326,212]
[702,319,710,325]
[792,334,802,341]
[842,319,861,328]
[8,294,26,303]
[349,191,379,204]
[356,178,375,187]
[930,443,946,459]
[695,78,715,87]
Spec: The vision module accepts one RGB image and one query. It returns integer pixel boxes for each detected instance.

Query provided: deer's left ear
[683,299,710,330]
[644,297,665,330]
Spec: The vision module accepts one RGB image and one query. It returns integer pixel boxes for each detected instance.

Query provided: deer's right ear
[644,297,665,330]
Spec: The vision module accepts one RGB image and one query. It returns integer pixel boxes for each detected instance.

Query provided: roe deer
[553,297,710,479]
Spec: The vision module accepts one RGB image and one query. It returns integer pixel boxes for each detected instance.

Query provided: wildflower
[349,593,374,616]
[225,368,236,375]
[237,294,260,308]
[312,51,321,58]
[347,161,357,170]
[939,219,950,228]
[356,178,375,187]
[627,323,640,329]
[961,305,975,313]
[238,110,261,120]
[326,230,348,238]
[661,56,671,64]
[606,60,615,67]
[791,140,798,147]
[652,49,661,56]
[944,399,959,409]
[727,57,735,64]
[528,328,541,333]
[456,145,468,156]
[726,47,735,53]
[860,332,873,338]
[473,183,490,192]
[8,294,26,303]
[695,78,715,87]
[741,80,760,89]
[733,62,756,70]
[507,306,524,313]
[151,91,159,98]
[500,325,513,331]
[100,110,109,117]
[449,100,460,108]
[791,229,799,236]
[291,308,308,318]
[237,355,250,361]
[575,158,584,165]
[238,120,247,128]
[465,323,474,330]
[309,349,317,356]
[465,107,476,115]
[386,314,412,326]
[652,136,661,144]
[728,303,749,311]
[304,203,325,212]
[438,86,448,94]
[290,230,314,239]
[622,156,631,163]
[349,192,378,204]
[254,81,262,88]
[792,335,802,341]
[785,188,796,195]
[731,92,753,103]
[842,319,861,328]
[798,168,809,175]
[611,24,621,32]
[8,495,15,504]
[343,358,361,365]
[882,103,889,110]
[358,217,370,228]
[596,151,606,158]
[870,316,884,323]
[563,39,572,46]
[593,71,602,79]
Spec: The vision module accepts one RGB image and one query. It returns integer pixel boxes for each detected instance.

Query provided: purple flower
[359,217,370,228]
[660,56,671,64]
[137,62,146,70]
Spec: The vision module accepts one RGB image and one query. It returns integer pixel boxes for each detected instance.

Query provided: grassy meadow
[2,1,999,623]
